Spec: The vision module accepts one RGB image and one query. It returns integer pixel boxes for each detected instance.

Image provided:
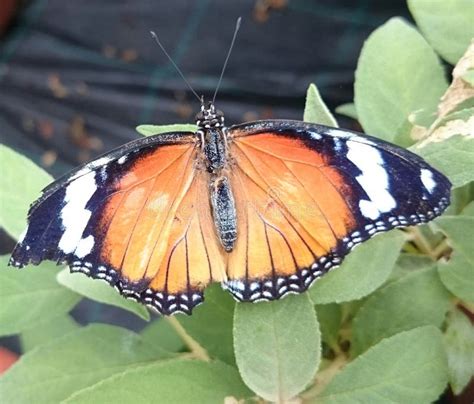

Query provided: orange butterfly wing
[222,120,450,301]
[11,133,225,314]
[223,129,357,300]
[91,141,225,313]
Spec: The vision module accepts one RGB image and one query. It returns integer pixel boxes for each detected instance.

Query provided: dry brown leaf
[408,111,430,141]
[414,42,474,147]
[416,115,474,148]
[438,41,474,118]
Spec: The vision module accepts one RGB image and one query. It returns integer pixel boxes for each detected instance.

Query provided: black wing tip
[9,242,29,268]
[7,255,24,268]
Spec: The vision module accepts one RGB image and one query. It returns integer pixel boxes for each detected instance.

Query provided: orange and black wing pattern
[10,132,225,315]
[10,119,451,315]
[222,120,451,302]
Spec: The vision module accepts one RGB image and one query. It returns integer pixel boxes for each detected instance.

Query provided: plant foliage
[1,2,473,402]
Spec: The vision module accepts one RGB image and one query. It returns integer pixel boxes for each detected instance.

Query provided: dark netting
[0,0,411,177]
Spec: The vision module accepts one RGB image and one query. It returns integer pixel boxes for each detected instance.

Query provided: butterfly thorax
[202,129,226,172]
[196,102,237,252]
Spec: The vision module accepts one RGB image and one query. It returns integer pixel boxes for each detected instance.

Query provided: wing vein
[233,147,325,252]
[234,140,324,169]
[260,217,298,272]
[262,217,276,284]
[118,175,161,273]
[282,162,340,243]
[143,148,197,279]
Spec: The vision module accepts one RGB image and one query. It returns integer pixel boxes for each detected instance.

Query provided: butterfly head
[195,101,225,129]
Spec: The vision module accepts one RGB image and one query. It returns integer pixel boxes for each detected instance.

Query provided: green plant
[1,2,473,402]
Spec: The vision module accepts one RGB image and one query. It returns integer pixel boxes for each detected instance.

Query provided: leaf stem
[431,238,451,259]
[166,317,210,362]
[301,353,348,401]
[406,227,437,260]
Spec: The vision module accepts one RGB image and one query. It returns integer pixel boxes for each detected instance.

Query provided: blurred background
[0,0,414,178]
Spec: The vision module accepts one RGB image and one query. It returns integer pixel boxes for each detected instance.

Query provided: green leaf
[136,124,197,137]
[389,253,435,282]
[56,269,150,321]
[354,17,448,146]
[304,83,338,127]
[0,256,80,336]
[141,319,185,353]
[395,253,435,272]
[408,0,474,65]
[177,284,235,365]
[0,324,172,404]
[413,135,474,189]
[234,294,320,402]
[0,145,53,239]
[315,326,448,403]
[351,267,451,356]
[315,304,342,351]
[462,69,474,86]
[444,308,474,395]
[64,359,251,403]
[309,231,406,304]
[445,181,474,216]
[335,103,358,120]
[434,206,474,303]
[439,254,474,303]
[20,315,80,352]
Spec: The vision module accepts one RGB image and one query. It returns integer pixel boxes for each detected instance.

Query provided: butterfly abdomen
[210,176,237,252]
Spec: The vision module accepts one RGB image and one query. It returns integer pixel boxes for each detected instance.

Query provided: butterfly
[8,20,451,315]
[9,103,451,314]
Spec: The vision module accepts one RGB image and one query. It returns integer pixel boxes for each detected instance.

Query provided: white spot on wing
[327,128,353,139]
[420,169,436,194]
[58,172,97,254]
[99,167,107,182]
[75,235,95,258]
[69,167,91,181]
[347,140,396,219]
[327,128,376,146]
[92,156,113,167]
[334,138,343,152]
[70,156,113,181]
[18,225,28,244]
[359,200,381,220]
[117,155,128,164]
[250,282,260,291]
[228,280,245,291]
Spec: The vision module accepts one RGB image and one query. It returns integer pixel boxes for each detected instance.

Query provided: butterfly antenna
[212,17,242,104]
[150,30,202,103]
